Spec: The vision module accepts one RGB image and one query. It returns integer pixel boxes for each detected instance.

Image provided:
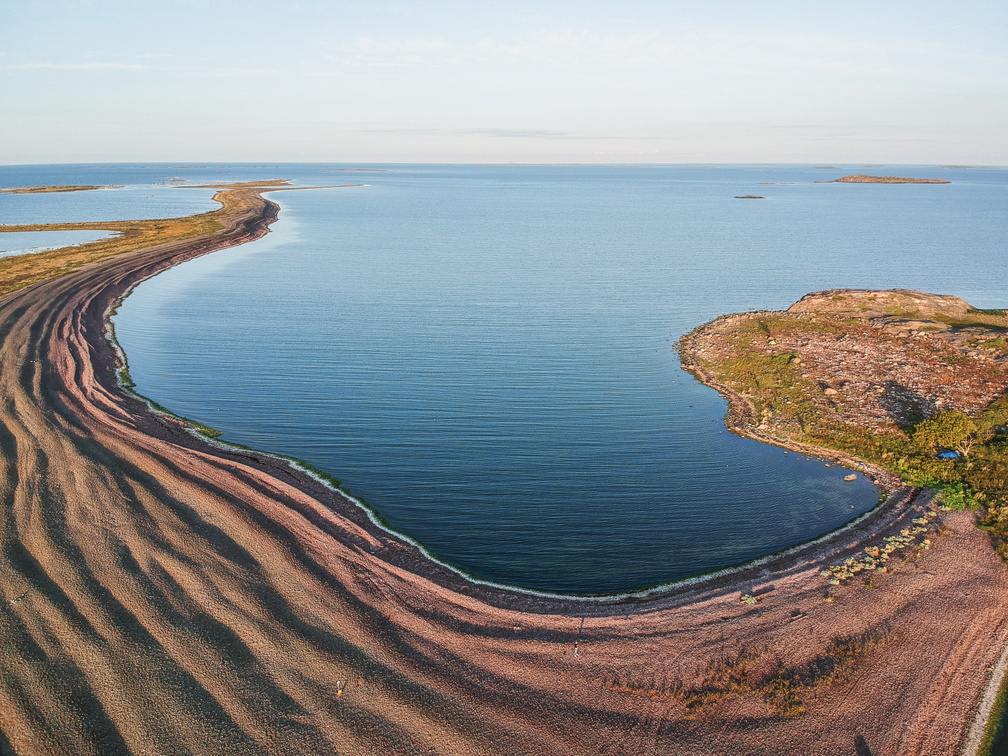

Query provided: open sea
[2,163,1005,593]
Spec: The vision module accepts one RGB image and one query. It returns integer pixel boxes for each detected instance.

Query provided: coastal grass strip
[0,184,123,194]
[978,664,1008,756]
[0,180,293,297]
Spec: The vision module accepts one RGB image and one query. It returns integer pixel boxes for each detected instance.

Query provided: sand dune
[1,188,1006,755]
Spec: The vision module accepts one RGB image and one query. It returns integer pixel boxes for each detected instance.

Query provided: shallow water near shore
[0,229,118,257]
[5,162,1006,593]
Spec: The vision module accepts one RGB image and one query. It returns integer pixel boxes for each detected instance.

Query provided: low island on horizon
[833,174,952,184]
[0,183,1006,755]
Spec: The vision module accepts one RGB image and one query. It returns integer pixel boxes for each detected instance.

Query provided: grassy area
[936,312,1008,331]
[833,175,951,184]
[0,180,290,297]
[979,667,1008,756]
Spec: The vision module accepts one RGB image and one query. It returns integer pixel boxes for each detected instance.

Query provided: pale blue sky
[2,0,1006,164]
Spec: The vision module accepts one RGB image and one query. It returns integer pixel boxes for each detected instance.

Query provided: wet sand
[1,187,1006,755]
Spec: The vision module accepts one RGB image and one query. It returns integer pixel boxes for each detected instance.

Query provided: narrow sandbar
[833,174,951,184]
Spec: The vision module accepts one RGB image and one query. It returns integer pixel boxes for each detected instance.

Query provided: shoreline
[2,186,1007,753]
[677,318,903,495]
[101,192,900,605]
[107,281,912,609]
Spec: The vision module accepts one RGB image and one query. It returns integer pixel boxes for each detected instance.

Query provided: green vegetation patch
[143,397,223,439]
[970,308,1008,318]
[978,664,1008,756]
[936,314,1008,332]
[833,174,950,184]
[0,184,122,194]
[822,512,937,584]
[0,182,287,297]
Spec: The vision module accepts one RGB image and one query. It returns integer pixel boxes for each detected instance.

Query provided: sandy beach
[1,187,1007,755]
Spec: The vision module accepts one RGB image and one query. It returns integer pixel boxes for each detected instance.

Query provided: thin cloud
[467,129,625,141]
[469,128,573,139]
[0,60,332,79]
[7,29,1001,88]
[329,37,461,67]
[0,61,148,71]
[352,128,446,134]
[323,28,1007,87]
[350,127,622,141]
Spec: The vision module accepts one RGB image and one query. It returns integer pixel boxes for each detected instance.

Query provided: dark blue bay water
[4,163,1005,593]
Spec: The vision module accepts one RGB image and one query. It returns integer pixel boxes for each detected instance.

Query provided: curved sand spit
[1,188,1007,755]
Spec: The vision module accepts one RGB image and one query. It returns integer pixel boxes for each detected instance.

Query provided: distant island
[833,174,951,184]
[0,184,123,194]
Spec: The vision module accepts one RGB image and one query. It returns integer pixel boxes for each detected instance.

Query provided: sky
[2,0,1006,164]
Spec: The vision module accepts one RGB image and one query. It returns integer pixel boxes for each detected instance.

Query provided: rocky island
[833,174,951,184]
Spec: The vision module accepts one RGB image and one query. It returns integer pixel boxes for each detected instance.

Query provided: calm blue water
[5,163,1006,593]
